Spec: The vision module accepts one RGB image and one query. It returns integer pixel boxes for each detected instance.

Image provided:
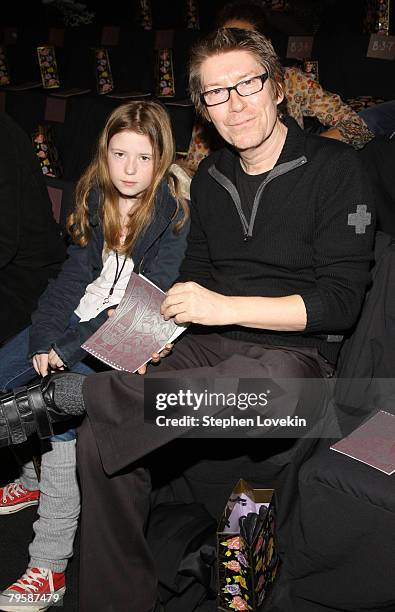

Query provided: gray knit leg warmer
[28,439,80,573]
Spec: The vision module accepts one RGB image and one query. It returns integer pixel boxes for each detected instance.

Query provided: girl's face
[107,130,154,199]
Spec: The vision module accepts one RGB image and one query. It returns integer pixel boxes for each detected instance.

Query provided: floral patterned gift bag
[37,46,60,89]
[94,48,114,95]
[364,0,391,35]
[32,125,63,178]
[186,0,200,29]
[155,30,175,98]
[217,479,279,611]
[139,0,152,30]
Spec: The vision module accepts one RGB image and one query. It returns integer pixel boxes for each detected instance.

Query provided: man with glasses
[161,26,374,364]
[0,28,375,611]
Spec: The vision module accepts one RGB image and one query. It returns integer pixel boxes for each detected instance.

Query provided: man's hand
[137,343,173,375]
[161,282,230,326]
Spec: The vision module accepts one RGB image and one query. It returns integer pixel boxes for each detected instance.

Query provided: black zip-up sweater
[179,118,375,364]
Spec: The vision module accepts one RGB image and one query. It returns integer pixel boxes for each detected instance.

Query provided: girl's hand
[48,348,66,371]
[137,343,174,375]
[32,353,50,377]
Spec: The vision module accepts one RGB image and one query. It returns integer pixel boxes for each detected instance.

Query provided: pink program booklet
[81,273,186,372]
[330,410,395,475]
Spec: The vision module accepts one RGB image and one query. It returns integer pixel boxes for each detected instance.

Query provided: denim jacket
[29,180,190,366]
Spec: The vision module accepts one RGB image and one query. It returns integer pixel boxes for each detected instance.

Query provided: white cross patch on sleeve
[348,205,372,234]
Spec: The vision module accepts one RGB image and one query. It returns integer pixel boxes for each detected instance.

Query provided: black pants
[77,333,331,612]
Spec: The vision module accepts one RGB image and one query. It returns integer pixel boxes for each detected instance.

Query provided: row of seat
[2,21,395,101]
[1,29,203,100]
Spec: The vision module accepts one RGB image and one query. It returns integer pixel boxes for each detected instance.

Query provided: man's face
[200,50,283,153]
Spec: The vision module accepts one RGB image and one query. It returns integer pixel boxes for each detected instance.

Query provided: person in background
[0,101,189,612]
[186,0,375,172]
[0,112,65,345]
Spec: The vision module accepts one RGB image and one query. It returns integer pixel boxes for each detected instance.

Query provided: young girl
[0,100,190,611]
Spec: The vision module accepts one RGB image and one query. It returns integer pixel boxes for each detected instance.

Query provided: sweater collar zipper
[209,155,307,240]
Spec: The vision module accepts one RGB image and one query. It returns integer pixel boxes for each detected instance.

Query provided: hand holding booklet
[81,273,186,372]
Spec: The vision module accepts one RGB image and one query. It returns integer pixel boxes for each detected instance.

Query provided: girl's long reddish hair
[67,101,188,255]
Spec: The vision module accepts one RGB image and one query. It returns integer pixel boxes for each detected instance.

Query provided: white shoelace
[9,568,53,594]
[1,482,27,503]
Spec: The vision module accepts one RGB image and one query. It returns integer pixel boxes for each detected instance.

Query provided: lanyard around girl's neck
[102,251,127,304]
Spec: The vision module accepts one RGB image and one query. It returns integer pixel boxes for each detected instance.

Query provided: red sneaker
[0,482,40,515]
[0,567,65,612]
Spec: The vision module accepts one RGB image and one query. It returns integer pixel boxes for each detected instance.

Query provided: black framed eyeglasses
[200,73,269,107]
